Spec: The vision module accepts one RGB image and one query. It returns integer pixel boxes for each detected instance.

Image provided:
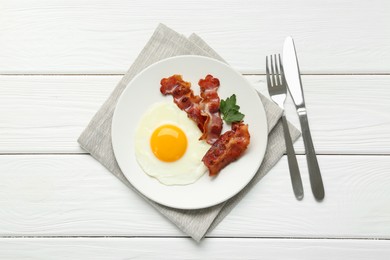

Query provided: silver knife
[283,36,325,201]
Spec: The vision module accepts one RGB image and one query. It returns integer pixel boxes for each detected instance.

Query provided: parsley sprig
[220,94,245,123]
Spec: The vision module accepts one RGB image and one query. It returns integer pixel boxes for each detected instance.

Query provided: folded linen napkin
[78,24,300,242]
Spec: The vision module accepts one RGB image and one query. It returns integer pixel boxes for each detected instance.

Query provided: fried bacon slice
[202,122,250,176]
[199,75,223,144]
[160,74,206,132]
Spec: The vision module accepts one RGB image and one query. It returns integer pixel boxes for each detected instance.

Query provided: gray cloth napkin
[78,24,300,242]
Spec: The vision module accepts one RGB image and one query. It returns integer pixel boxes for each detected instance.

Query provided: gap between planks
[1,153,390,156]
[0,235,389,241]
[1,73,390,76]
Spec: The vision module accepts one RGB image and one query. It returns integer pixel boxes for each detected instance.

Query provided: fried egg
[134,102,210,185]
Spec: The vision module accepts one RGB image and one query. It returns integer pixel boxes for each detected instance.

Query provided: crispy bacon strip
[202,122,250,176]
[160,74,205,131]
[199,75,223,144]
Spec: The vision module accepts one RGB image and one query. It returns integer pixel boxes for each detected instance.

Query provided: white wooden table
[1,1,390,258]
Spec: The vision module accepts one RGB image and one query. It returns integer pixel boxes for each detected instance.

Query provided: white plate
[112,55,268,209]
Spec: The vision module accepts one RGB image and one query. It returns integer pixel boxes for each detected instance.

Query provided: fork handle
[298,110,325,201]
[281,113,304,200]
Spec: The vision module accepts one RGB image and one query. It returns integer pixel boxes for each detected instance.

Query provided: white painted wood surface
[1,238,389,260]
[1,0,389,74]
[1,75,389,154]
[1,0,389,258]
[0,155,389,238]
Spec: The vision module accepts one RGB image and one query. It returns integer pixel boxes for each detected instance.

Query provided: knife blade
[283,36,325,201]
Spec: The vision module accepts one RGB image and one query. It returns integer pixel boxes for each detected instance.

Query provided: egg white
[134,102,211,185]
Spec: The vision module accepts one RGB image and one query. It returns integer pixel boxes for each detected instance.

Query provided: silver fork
[266,54,303,200]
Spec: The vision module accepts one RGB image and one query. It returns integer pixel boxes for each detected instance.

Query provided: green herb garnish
[220,94,245,123]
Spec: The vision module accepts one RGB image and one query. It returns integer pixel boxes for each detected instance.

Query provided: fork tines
[266,54,284,88]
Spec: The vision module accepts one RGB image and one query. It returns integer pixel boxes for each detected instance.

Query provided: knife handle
[298,109,325,201]
[281,114,304,200]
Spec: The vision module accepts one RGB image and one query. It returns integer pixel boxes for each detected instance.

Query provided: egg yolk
[150,124,188,162]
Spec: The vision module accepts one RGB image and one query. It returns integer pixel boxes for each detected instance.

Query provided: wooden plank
[0,0,389,74]
[0,75,115,153]
[0,154,389,238]
[0,238,389,259]
[1,75,389,154]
